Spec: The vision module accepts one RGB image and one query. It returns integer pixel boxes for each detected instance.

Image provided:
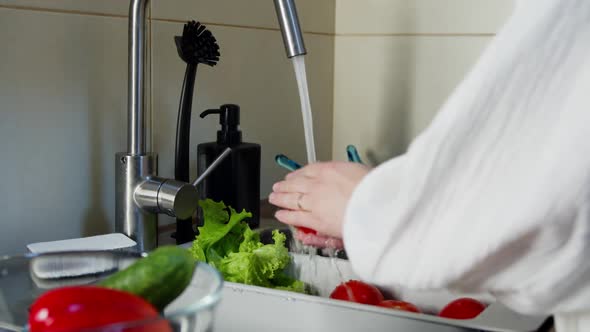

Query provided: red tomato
[438,297,487,320]
[297,226,317,235]
[29,286,172,332]
[377,300,421,313]
[329,280,384,305]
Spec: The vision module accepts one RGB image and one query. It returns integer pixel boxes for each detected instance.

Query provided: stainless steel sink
[211,252,550,332]
[179,222,550,332]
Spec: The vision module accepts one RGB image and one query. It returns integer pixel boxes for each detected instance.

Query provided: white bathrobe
[343,0,590,331]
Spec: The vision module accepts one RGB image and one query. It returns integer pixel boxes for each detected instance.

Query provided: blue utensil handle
[346,145,363,164]
[275,154,302,172]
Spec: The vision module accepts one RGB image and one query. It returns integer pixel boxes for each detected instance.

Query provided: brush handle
[175,63,197,182]
[174,63,198,244]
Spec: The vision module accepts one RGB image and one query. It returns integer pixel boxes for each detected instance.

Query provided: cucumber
[99,246,195,311]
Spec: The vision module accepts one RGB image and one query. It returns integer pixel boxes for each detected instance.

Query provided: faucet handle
[192,147,232,187]
[133,147,231,221]
[135,177,198,219]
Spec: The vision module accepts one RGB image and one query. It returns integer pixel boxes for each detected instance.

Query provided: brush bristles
[178,20,220,66]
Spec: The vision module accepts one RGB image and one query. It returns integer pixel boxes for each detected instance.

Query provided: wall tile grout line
[0,5,496,37]
[149,17,335,36]
[0,4,331,35]
[334,32,496,37]
[0,4,128,19]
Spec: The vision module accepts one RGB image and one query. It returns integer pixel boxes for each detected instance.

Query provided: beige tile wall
[0,1,335,254]
[332,0,515,163]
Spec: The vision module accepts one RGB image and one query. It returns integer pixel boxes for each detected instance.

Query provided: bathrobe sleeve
[343,0,590,319]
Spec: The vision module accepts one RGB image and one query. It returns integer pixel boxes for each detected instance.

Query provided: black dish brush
[174,21,220,244]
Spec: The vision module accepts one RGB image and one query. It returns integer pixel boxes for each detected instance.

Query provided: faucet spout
[274,0,307,58]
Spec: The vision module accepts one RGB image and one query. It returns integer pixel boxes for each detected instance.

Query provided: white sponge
[26,234,138,288]
[27,233,136,254]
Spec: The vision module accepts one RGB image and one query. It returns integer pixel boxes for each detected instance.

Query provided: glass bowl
[0,250,223,332]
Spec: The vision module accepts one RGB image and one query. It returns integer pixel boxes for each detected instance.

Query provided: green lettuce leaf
[188,200,307,294]
[217,230,290,285]
[238,226,263,253]
[189,200,251,267]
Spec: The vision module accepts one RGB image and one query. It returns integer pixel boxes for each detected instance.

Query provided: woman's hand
[269,162,370,243]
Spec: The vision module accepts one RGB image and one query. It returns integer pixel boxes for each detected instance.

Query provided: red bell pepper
[29,286,172,332]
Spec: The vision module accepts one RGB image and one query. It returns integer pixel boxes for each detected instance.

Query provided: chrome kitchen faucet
[116,0,307,252]
[115,0,198,252]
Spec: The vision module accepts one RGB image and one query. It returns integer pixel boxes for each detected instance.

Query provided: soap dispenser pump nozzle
[200,104,242,145]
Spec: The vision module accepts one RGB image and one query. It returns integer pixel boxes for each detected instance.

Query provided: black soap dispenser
[197,104,261,228]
